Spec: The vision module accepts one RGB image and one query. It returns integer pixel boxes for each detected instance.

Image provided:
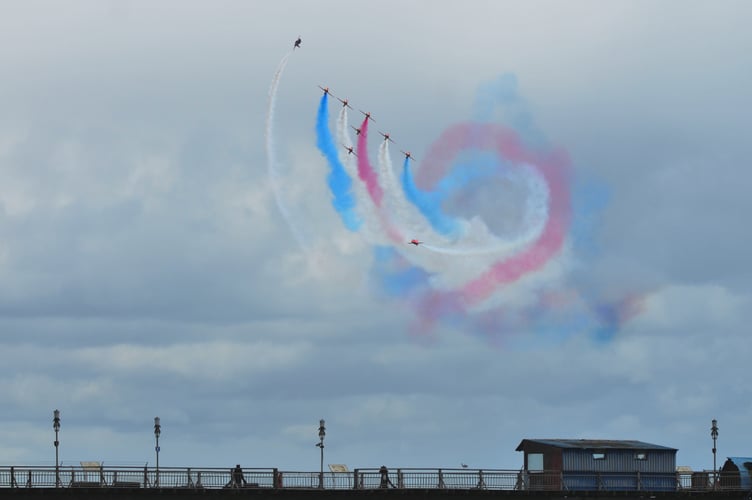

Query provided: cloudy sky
[1,0,751,474]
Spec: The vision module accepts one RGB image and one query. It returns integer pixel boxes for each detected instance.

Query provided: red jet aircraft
[337,97,352,109]
[378,131,394,143]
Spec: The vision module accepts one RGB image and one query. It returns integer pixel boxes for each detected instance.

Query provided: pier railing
[0,466,740,492]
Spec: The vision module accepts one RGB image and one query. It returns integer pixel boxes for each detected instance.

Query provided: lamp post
[711,419,718,489]
[53,410,61,488]
[154,417,161,487]
[316,419,325,489]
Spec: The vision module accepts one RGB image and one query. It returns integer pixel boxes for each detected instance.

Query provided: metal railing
[0,466,746,492]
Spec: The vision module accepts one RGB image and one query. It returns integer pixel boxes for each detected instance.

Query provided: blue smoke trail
[401,157,461,237]
[370,246,429,296]
[570,175,611,258]
[316,93,362,231]
[434,158,498,198]
[474,73,547,148]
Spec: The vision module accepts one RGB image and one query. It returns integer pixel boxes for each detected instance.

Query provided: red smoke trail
[462,150,570,304]
[414,122,572,313]
[355,118,383,207]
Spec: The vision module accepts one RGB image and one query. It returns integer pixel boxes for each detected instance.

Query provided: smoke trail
[265,51,308,248]
[375,141,453,252]
[337,107,386,244]
[315,93,361,231]
[306,75,647,342]
[355,118,383,206]
[401,157,461,237]
[460,149,571,304]
[424,162,550,256]
[377,140,411,226]
[337,107,358,179]
[400,122,571,325]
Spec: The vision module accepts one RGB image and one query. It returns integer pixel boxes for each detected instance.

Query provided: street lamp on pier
[711,419,719,489]
[316,419,325,489]
[154,417,161,487]
[53,409,61,488]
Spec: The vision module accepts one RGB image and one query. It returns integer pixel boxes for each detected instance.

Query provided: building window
[635,452,648,460]
[528,453,544,471]
[592,453,606,460]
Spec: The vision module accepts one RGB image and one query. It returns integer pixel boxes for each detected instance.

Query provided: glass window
[592,452,606,460]
[635,452,648,460]
[528,453,544,471]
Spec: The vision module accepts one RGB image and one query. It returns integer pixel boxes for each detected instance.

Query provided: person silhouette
[231,464,247,488]
[379,466,394,488]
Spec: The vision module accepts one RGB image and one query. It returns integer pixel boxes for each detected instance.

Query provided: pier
[0,465,747,499]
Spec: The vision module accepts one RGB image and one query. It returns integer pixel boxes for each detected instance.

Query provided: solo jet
[409,239,422,246]
[351,126,362,135]
[343,145,358,157]
[318,85,332,95]
[401,150,414,161]
[378,131,394,143]
[337,97,352,109]
[293,37,302,50]
[359,110,375,122]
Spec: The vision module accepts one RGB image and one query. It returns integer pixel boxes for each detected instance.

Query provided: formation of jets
[315,81,422,246]
[316,86,417,157]
[297,38,425,249]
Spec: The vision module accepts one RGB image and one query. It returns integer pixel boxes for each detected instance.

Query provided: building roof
[515,439,677,452]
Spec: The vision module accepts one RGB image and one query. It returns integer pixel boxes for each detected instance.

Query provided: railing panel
[483,471,520,490]
[0,470,9,488]
[273,471,319,489]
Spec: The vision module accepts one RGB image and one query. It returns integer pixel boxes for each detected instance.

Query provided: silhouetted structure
[516,439,677,491]
[719,457,752,490]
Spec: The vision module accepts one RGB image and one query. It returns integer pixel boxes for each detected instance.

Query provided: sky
[1,0,751,473]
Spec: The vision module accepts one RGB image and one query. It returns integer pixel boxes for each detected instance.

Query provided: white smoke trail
[328,104,554,294]
[265,51,308,249]
[394,161,553,290]
[370,140,480,280]
[376,140,441,242]
[406,163,549,260]
[337,107,358,181]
